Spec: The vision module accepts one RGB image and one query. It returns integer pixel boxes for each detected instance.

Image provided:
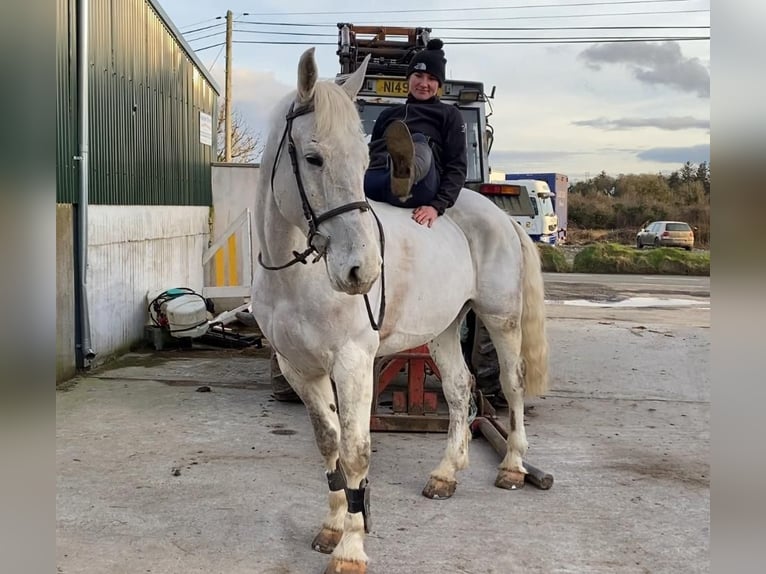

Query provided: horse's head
[266,48,381,296]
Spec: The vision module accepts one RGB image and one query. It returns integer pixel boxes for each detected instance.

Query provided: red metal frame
[370,345,450,432]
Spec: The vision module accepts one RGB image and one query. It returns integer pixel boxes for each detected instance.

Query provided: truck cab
[505,179,558,245]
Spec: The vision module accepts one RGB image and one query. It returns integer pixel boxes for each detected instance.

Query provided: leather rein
[257,101,386,331]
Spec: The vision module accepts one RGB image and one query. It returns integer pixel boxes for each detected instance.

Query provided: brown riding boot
[384,120,415,198]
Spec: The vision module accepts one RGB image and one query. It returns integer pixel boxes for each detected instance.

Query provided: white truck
[482,179,559,245]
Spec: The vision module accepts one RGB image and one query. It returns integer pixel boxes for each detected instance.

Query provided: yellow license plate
[375,79,409,97]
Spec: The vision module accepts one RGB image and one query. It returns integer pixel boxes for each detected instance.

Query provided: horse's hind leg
[479,315,529,489]
[422,317,473,499]
[275,356,346,554]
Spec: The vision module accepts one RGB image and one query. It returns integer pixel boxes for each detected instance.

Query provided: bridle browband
[257,101,386,331]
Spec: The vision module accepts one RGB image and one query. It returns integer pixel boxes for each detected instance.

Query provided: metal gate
[202,208,253,300]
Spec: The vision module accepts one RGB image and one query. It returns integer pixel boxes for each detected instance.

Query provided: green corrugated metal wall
[57,0,79,204]
[56,0,218,205]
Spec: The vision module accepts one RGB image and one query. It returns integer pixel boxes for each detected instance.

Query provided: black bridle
[257,101,386,331]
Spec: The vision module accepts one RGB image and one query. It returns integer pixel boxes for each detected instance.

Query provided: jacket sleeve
[429,105,467,215]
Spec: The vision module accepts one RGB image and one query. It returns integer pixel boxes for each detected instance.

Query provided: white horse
[251,48,549,574]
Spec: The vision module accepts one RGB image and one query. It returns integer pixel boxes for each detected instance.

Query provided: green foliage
[572,243,710,276]
[567,162,710,246]
[537,244,571,272]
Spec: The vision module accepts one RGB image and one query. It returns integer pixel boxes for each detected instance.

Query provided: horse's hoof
[324,557,367,574]
[312,527,342,554]
[495,469,526,490]
[422,476,457,499]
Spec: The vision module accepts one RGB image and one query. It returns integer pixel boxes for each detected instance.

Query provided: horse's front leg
[275,355,347,554]
[324,344,376,574]
[422,318,473,499]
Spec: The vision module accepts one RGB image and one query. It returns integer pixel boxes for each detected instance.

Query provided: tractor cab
[336,23,495,191]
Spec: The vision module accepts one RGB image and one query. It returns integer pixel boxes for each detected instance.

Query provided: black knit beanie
[406,38,446,86]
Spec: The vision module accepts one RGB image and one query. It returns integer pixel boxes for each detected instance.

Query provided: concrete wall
[86,205,210,364]
[57,205,77,382]
[56,166,261,381]
[208,163,261,309]
[211,162,260,252]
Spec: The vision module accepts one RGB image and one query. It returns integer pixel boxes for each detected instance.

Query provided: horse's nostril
[349,266,361,284]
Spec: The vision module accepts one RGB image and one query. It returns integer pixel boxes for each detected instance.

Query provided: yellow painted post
[227,234,238,285]
[214,249,225,286]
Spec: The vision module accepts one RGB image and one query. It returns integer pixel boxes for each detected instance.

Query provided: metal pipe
[77,0,95,364]
[472,416,554,490]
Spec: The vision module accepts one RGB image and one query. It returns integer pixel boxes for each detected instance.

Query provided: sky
[158,0,710,181]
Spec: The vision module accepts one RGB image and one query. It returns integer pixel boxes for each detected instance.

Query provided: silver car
[636,221,694,251]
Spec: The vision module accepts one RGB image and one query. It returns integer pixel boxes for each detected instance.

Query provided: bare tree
[216,105,264,163]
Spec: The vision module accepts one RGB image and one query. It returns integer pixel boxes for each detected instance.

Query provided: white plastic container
[164,294,209,338]
[147,289,210,339]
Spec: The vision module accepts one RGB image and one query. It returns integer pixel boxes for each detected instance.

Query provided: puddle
[551,297,709,308]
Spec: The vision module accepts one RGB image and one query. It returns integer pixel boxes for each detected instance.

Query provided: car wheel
[636,239,643,249]
[653,238,660,248]
[686,246,693,252]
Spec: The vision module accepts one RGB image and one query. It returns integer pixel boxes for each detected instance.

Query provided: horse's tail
[511,219,549,397]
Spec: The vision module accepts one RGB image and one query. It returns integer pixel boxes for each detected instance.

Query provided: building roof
[148,0,221,94]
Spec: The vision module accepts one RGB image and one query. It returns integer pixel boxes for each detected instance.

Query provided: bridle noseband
[258,101,386,331]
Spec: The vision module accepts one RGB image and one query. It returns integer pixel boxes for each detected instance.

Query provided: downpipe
[76,0,95,365]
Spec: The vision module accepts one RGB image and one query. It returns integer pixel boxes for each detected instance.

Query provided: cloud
[579,41,709,98]
[573,116,710,131]
[212,67,293,137]
[636,143,710,164]
[488,148,597,173]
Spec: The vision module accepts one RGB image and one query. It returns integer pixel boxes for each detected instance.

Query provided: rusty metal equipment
[337,24,432,75]
[370,345,450,432]
[470,391,554,490]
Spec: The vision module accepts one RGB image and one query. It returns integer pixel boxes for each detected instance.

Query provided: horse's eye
[305,154,324,167]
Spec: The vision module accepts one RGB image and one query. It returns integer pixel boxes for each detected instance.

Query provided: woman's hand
[412,205,439,227]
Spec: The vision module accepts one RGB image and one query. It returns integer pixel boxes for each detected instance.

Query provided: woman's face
[408,72,440,100]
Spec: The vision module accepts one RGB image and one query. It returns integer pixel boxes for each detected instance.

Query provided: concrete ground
[56,277,709,574]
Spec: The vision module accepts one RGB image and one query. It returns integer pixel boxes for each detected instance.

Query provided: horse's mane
[311,81,366,144]
[262,79,367,175]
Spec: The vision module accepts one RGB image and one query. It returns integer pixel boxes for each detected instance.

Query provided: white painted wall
[209,163,261,309]
[86,205,210,363]
[57,167,263,378]
[211,163,261,254]
[57,205,76,382]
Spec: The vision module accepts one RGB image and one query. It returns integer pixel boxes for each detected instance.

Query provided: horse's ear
[338,54,370,100]
[297,47,318,103]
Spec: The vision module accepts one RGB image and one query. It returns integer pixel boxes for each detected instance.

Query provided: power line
[239,1,695,17]
[228,25,708,36]
[437,24,709,30]
[205,45,226,73]
[187,25,711,44]
[186,31,226,43]
[229,36,708,47]
[233,28,335,37]
[233,8,709,27]
[442,35,711,42]
[182,22,226,36]
[195,42,227,52]
[427,7,708,22]
[179,16,224,31]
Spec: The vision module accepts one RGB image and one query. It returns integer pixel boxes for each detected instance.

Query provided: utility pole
[224,9,233,162]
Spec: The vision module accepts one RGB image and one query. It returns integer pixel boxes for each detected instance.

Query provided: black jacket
[369,95,467,215]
